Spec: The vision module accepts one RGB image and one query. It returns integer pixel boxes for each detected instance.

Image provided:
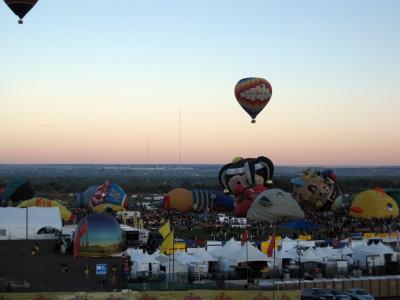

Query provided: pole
[246,241,249,283]
[297,242,301,288]
[26,207,28,240]
[172,230,175,285]
[273,228,276,269]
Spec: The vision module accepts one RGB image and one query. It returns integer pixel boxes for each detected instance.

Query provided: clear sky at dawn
[0,0,399,165]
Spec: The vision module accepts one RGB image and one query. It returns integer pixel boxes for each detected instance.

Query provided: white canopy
[193,248,218,262]
[153,253,188,274]
[338,246,354,256]
[175,251,202,265]
[210,238,241,259]
[275,248,298,260]
[353,242,394,256]
[231,242,270,263]
[0,207,62,240]
[301,248,323,262]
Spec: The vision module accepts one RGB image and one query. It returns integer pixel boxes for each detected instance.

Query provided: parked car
[301,288,336,300]
[325,289,351,300]
[345,289,374,300]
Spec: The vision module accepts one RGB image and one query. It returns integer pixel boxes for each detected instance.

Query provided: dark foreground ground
[0,240,126,292]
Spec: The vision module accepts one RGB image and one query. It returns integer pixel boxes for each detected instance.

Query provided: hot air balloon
[0,177,35,207]
[234,77,272,123]
[163,188,235,213]
[349,190,399,219]
[4,0,38,24]
[219,156,274,217]
[75,181,127,211]
[17,197,74,222]
[291,168,343,211]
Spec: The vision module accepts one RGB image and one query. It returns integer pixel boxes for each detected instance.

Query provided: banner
[0,290,301,300]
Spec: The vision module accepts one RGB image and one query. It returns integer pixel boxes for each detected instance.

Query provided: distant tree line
[1,175,400,196]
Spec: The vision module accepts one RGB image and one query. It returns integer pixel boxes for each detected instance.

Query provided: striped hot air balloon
[234,77,272,123]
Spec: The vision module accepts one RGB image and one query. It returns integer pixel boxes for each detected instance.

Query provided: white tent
[175,251,202,265]
[352,242,395,269]
[210,238,242,272]
[210,238,241,259]
[153,253,188,274]
[301,248,323,263]
[188,248,218,262]
[338,246,354,256]
[231,242,270,264]
[131,252,160,274]
[187,248,217,275]
[0,207,62,240]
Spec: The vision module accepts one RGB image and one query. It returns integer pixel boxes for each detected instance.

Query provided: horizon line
[0,163,400,168]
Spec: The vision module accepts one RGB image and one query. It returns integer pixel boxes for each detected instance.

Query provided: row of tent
[125,236,398,276]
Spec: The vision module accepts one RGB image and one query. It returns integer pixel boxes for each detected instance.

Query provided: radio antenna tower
[178,106,182,164]
[146,130,149,166]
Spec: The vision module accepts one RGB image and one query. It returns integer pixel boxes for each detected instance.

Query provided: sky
[0,0,399,165]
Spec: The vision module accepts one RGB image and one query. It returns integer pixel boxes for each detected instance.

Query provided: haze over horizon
[1,1,399,165]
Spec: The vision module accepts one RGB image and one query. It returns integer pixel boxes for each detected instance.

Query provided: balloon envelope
[4,0,38,22]
[17,197,73,222]
[75,181,127,210]
[0,177,35,207]
[349,190,399,219]
[247,189,305,222]
[234,77,272,122]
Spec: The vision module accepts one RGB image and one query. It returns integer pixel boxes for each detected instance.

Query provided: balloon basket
[251,119,256,124]
[18,20,23,24]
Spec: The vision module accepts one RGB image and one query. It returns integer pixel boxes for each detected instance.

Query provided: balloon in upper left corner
[234,77,272,123]
[0,177,35,207]
[4,0,38,24]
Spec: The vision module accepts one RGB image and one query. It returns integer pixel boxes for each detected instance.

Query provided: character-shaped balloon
[219,156,274,217]
[291,169,342,211]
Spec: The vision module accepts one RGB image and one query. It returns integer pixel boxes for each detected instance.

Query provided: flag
[267,234,275,257]
[160,231,174,254]
[159,222,171,239]
[241,228,249,246]
[73,218,88,258]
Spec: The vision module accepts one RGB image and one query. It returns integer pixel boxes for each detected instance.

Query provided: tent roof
[175,251,202,265]
[189,248,218,262]
[353,242,394,256]
[210,238,241,258]
[134,253,160,264]
[231,242,270,263]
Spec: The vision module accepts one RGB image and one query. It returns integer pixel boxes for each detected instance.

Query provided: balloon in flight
[234,77,272,123]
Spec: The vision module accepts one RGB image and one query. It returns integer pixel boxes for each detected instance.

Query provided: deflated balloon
[17,197,73,222]
[75,181,127,211]
[234,77,272,123]
[291,169,342,211]
[0,177,35,207]
[247,189,305,222]
[163,188,235,213]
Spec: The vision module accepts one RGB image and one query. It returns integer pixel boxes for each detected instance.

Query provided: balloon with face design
[219,156,274,217]
[349,189,399,219]
[291,168,342,211]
